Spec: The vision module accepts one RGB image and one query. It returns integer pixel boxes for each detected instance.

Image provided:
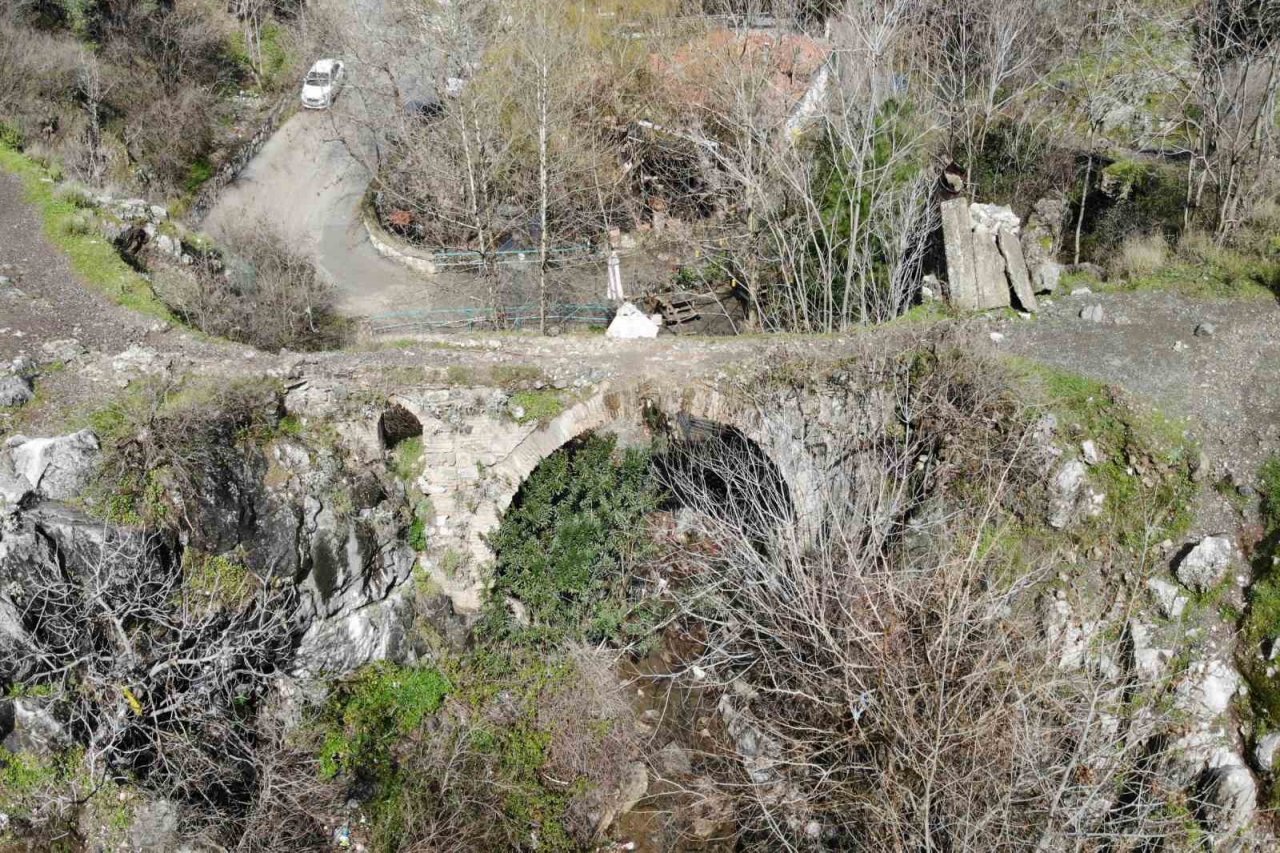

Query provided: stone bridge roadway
[283,332,903,612]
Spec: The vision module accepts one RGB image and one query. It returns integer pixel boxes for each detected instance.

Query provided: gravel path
[995,288,1280,530]
[0,171,155,364]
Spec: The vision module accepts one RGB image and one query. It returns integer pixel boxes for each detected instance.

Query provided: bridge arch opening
[649,415,792,539]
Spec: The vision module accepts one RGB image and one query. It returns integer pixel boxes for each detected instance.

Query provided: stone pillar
[940,197,980,311]
[971,222,1012,310]
[997,226,1038,312]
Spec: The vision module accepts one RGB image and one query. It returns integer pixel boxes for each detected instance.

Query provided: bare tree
[1185,0,1280,238]
[643,346,1192,850]
[12,526,298,842]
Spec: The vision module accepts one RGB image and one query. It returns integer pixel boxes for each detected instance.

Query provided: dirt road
[199,102,459,317]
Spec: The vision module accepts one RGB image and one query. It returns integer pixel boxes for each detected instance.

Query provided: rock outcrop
[3,430,100,502]
[1176,535,1237,593]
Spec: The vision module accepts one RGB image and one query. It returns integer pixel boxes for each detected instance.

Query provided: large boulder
[0,697,68,760]
[1021,197,1066,294]
[293,591,414,677]
[5,430,101,500]
[0,375,33,408]
[1176,535,1236,593]
[1254,733,1280,774]
[1048,459,1087,529]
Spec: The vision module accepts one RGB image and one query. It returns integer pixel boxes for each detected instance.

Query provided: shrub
[313,648,637,852]
[85,376,287,531]
[484,433,661,644]
[154,218,346,351]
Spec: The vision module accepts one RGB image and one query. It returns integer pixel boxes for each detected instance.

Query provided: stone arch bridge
[376,377,873,612]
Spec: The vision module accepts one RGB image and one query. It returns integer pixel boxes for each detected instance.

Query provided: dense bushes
[483,433,662,645]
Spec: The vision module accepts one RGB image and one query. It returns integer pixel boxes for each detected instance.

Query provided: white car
[300,59,345,109]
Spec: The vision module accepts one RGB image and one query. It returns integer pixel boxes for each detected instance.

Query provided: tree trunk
[537,60,550,335]
[1073,132,1095,266]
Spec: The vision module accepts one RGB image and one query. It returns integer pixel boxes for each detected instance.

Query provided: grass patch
[318,662,451,780]
[891,300,952,325]
[391,435,424,482]
[184,157,214,194]
[310,650,616,852]
[1012,360,1195,549]
[0,144,177,322]
[1240,455,1280,746]
[510,389,567,425]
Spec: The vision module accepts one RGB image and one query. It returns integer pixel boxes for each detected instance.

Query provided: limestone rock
[293,591,414,678]
[1196,761,1257,841]
[1081,439,1101,465]
[655,741,694,777]
[1049,459,1088,529]
[1176,535,1236,593]
[970,203,1022,232]
[971,222,1013,309]
[1254,733,1280,773]
[997,225,1038,312]
[128,798,181,853]
[1043,594,1086,669]
[606,302,661,339]
[1080,304,1105,323]
[1176,657,1241,719]
[111,345,165,378]
[941,198,980,310]
[1128,619,1172,682]
[1147,577,1188,619]
[0,375,33,408]
[0,698,68,759]
[1022,197,1066,294]
[6,430,101,500]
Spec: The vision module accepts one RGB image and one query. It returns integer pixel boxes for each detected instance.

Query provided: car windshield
[305,71,330,86]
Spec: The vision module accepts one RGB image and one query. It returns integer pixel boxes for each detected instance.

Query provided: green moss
[0,746,84,821]
[510,389,567,424]
[891,300,952,325]
[0,144,178,322]
[183,551,254,608]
